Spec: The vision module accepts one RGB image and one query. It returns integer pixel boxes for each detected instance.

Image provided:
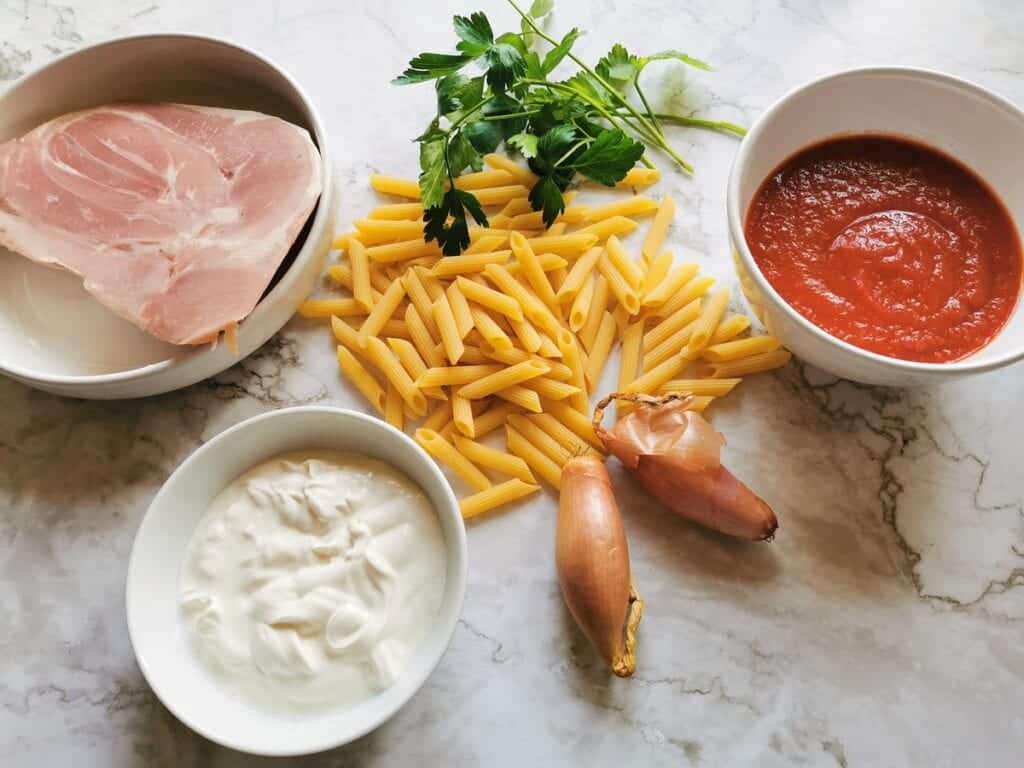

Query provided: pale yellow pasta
[536,334,562,359]
[643,320,696,372]
[417,364,503,388]
[347,238,373,311]
[465,233,508,254]
[656,274,715,319]
[467,227,511,246]
[540,398,604,452]
[642,250,673,297]
[456,275,524,322]
[627,352,695,394]
[549,265,568,291]
[458,344,490,365]
[496,385,543,413]
[415,429,491,491]
[470,305,513,352]
[353,218,424,244]
[379,318,410,338]
[599,253,640,315]
[384,384,404,430]
[432,295,464,364]
[404,304,444,368]
[332,232,355,250]
[415,267,445,301]
[558,208,590,228]
[569,274,596,332]
[642,262,700,308]
[430,250,510,277]
[659,378,741,397]
[686,288,731,354]
[387,337,445,400]
[336,346,386,415]
[574,216,638,241]
[370,174,420,198]
[330,315,363,354]
[297,298,365,318]
[612,304,631,335]
[580,275,611,352]
[460,479,540,519]
[422,400,453,432]
[703,335,781,362]
[452,435,535,483]
[452,168,515,190]
[451,395,475,437]
[445,282,474,339]
[482,264,557,333]
[326,263,354,290]
[557,328,590,415]
[399,270,438,339]
[364,337,428,416]
[617,167,660,187]
[642,195,675,265]
[505,425,562,489]
[584,196,659,223]
[555,246,604,305]
[528,413,597,457]
[503,252,568,275]
[605,235,644,290]
[686,396,714,413]
[520,376,581,401]
[507,414,571,466]
[368,201,423,220]
[585,312,617,390]
[708,315,752,344]
[484,153,539,186]
[618,320,644,401]
[473,400,521,438]
[523,233,599,257]
[702,349,792,378]
[498,196,533,217]
[357,279,406,347]
[473,184,532,207]
[458,358,550,400]
[368,263,395,294]
[510,232,558,310]
[483,347,573,381]
[508,210,546,230]
[510,315,543,353]
[644,297,702,350]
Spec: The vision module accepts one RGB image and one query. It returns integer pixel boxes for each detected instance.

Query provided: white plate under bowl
[0,35,334,399]
[126,407,467,756]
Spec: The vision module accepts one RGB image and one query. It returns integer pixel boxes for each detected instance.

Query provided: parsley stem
[633,79,665,141]
[645,113,747,137]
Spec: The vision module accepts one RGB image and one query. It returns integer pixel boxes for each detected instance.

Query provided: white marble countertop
[2,1,1023,766]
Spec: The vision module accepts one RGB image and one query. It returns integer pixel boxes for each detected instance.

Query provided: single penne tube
[415,429,491,491]
[585,312,618,390]
[584,196,659,223]
[416,364,504,388]
[643,319,697,372]
[387,337,446,400]
[659,378,742,397]
[364,337,428,416]
[642,262,700,308]
[456,275,524,322]
[558,205,589,225]
[569,274,596,332]
[482,347,573,381]
[520,376,581,401]
[505,425,562,489]
[422,400,453,432]
[509,210,546,230]
[353,218,424,244]
[642,195,675,265]
[452,168,516,190]
[498,196,533,217]
[432,295,465,364]
[451,394,475,437]
[510,232,558,309]
[523,233,599,257]
[556,246,604,304]
[510,315,543,353]
[366,239,441,263]
[473,184,532,207]
[503,252,568,275]
[703,335,781,362]
[656,274,715,319]
[327,263,354,290]
[701,349,792,378]
[483,153,538,186]
[370,174,420,198]
[579,275,611,353]
[379,318,410,338]
[458,359,550,400]
[331,232,355,251]
[402,269,441,338]
[464,234,508,255]
[686,288,731,354]
[368,201,424,220]
[627,349,697,394]
[574,216,638,242]
[430,250,511,277]
[507,414,572,466]
[708,315,752,344]
[460,478,540,519]
[470,305,513,352]
[644,297,702,351]
[605,235,644,290]
[598,253,641,315]
[536,334,562,359]
[348,239,373,311]
[528,413,599,457]
[686,395,715,413]
[617,167,660,187]
[446,282,474,339]
[549,265,568,292]
[472,400,521,438]
[336,346,386,415]
[384,384,404,430]
[617,320,645,408]
[357,279,406,347]
[539,398,605,452]
[330,315,363,354]
[495,385,543,413]
[641,250,674,297]
[297,298,365,319]
[452,435,535,483]
[404,304,444,367]
[468,227,511,246]
[556,328,590,414]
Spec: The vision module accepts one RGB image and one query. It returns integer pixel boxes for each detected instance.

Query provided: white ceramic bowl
[728,67,1024,386]
[0,35,334,399]
[126,407,467,756]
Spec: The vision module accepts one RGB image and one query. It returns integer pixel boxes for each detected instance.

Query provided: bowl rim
[124,405,468,756]
[0,32,332,387]
[726,65,1024,376]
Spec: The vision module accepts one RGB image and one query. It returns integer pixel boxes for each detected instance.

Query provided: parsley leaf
[447,131,483,175]
[394,52,474,85]
[542,27,580,75]
[644,49,712,72]
[424,188,489,255]
[418,136,449,209]
[464,120,502,153]
[507,132,539,159]
[483,40,527,90]
[567,129,644,185]
[521,0,555,44]
[528,175,565,227]
[453,12,494,56]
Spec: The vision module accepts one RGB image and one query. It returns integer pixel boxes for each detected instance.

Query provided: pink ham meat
[0,103,322,345]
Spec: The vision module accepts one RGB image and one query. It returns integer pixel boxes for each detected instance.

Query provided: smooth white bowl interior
[0,35,323,380]
[126,407,467,756]
[730,68,1024,369]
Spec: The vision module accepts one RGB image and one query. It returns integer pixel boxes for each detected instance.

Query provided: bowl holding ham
[0,35,334,398]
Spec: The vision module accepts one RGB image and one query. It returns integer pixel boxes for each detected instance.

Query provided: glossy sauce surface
[745,135,1022,362]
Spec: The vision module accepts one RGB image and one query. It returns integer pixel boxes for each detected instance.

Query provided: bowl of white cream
[125,406,466,756]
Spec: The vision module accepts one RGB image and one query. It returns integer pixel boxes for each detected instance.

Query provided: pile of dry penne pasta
[299,153,791,519]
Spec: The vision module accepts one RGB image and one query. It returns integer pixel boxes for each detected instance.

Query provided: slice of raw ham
[0,103,322,345]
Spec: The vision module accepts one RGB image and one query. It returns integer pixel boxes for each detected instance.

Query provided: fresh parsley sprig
[393,0,744,255]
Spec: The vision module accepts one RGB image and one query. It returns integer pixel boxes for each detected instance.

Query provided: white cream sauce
[179,450,446,711]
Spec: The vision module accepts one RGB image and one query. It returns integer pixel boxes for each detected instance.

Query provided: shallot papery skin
[595,394,778,540]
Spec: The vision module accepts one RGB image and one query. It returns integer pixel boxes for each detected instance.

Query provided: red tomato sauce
[744,135,1022,363]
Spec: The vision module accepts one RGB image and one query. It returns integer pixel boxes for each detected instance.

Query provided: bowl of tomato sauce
[727,67,1024,386]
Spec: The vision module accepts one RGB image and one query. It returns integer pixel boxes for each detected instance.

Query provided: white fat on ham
[0,103,322,345]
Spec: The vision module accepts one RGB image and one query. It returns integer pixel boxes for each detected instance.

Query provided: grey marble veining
[1,1,1023,766]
